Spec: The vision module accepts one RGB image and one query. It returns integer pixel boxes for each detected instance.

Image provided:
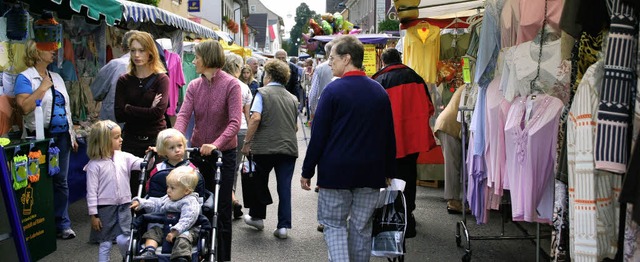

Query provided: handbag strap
[47,71,55,128]
[143,73,158,91]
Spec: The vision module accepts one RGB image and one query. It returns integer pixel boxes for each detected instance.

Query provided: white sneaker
[273,228,288,239]
[243,215,264,230]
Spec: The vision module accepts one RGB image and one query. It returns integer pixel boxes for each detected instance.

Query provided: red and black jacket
[373,63,437,158]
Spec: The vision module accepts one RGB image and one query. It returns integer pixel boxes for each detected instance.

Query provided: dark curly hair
[263,59,290,85]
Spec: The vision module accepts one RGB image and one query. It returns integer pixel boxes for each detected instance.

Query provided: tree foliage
[378,19,400,32]
[289,3,317,54]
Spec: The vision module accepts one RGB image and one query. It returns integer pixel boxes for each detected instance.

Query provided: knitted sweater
[302,71,396,189]
[175,71,242,151]
[134,193,202,234]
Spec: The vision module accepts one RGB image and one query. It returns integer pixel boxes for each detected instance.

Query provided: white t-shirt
[238,79,252,130]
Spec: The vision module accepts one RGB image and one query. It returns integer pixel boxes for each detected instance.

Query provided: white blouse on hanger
[500,39,571,104]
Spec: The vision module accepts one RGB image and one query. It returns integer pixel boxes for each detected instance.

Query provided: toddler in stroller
[125,129,215,261]
[131,166,203,262]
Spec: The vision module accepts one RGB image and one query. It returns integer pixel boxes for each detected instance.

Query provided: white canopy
[416,0,485,18]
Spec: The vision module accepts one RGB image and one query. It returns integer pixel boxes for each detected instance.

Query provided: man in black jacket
[275,49,301,100]
[372,48,437,239]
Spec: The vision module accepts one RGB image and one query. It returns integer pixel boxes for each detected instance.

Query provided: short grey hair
[122,30,138,51]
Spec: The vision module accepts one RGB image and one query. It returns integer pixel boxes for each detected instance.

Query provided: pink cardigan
[175,70,242,151]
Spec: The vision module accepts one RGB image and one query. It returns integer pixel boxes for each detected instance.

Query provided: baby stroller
[124,148,223,262]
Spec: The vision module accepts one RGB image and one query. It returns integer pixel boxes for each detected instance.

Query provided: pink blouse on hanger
[504,94,563,224]
[516,0,563,44]
[501,0,520,48]
[484,76,511,210]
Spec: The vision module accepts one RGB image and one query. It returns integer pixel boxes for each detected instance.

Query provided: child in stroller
[131,166,201,261]
[125,128,215,261]
[146,128,206,199]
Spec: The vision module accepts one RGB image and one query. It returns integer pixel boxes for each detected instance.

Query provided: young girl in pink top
[84,120,143,262]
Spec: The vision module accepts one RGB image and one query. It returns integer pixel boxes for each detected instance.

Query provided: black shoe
[317,224,324,232]
[233,201,244,219]
[134,247,157,261]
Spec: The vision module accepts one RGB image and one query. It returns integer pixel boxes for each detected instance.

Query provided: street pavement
[41,122,550,262]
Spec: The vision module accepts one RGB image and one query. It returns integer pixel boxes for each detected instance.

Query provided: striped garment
[595,0,638,173]
[567,61,621,261]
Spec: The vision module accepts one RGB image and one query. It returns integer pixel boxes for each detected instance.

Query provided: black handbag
[240,155,272,208]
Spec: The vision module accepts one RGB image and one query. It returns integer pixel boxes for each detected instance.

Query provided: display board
[2,140,56,261]
[363,44,377,76]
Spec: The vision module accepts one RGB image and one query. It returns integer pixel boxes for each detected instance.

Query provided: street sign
[188,0,200,12]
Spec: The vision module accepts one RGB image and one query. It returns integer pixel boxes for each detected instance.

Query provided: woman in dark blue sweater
[300,35,396,262]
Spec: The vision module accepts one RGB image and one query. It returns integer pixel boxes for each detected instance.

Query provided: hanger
[533,24,560,45]
[443,16,469,30]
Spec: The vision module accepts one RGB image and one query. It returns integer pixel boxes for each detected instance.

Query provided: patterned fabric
[595,0,638,173]
[567,61,620,260]
[318,188,379,262]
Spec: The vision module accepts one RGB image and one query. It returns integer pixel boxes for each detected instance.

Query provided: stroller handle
[187,147,223,158]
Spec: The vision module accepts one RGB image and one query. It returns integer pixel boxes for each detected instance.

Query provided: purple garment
[504,95,563,224]
[466,133,488,224]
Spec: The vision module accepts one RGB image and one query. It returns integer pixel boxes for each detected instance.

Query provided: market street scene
[0,0,638,262]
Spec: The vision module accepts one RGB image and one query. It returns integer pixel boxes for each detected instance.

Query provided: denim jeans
[51,131,71,231]
[248,154,297,229]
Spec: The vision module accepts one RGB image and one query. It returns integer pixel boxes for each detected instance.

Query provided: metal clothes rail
[454,106,550,262]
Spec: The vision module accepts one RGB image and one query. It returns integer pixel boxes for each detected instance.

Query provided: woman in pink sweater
[173,40,241,262]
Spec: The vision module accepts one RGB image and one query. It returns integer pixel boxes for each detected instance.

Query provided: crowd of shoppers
[4,22,445,260]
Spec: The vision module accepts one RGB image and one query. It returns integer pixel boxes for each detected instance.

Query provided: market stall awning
[215,30,234,44]
[50,0,123,25]
[21,0,123,25]
[416,0,484,18]
[311,34,398,45]
[119,0,217,39]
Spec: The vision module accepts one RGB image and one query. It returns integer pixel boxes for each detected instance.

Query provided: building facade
[246,0,284,53]
[342,0,392,33]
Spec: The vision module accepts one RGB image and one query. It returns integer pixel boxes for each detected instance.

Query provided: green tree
[130,0,158,6]
[282,40,293,55]
[378,18,400,32]
[289,3,317,54]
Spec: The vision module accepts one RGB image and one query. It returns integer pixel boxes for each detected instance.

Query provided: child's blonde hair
[155,128,187,157]
[87,120,119,160]
[166,166,198,192]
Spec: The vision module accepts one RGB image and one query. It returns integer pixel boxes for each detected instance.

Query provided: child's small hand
[166,230,178,243]
[130,200,140,210]
[91,216,102,231]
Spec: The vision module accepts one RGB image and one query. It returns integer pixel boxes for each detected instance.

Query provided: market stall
[396,0,640,261]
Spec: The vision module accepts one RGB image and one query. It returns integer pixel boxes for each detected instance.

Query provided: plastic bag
[371,187,407,258]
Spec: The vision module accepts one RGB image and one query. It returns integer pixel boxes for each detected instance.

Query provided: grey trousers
[438,131,462,200]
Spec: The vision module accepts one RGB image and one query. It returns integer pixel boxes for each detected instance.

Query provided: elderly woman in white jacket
[14,39,78,239]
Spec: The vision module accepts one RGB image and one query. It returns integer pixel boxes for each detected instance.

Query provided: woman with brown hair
[114,31,169,158]
[174,39,242,261]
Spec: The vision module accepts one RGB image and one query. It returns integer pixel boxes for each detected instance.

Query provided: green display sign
[4,140,56,261]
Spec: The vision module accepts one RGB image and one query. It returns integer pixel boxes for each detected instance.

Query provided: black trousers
[201,149,236,262]
[396,153,419,214]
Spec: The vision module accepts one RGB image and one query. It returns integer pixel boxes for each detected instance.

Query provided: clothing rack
[454,106,550,262]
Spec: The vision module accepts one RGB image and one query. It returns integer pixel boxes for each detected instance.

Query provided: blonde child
[131,166,202,261]
[85,120,143,262]
[146,128,205,198]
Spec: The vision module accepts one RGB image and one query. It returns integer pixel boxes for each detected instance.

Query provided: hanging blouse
[501,39,571,103]
[164,50,185,116]
[517,0,563,44]
[504,94,563,224]
[566,60,620,261]
[501,0,520,48]
[484,75,511,200]
[403,22,440,83]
